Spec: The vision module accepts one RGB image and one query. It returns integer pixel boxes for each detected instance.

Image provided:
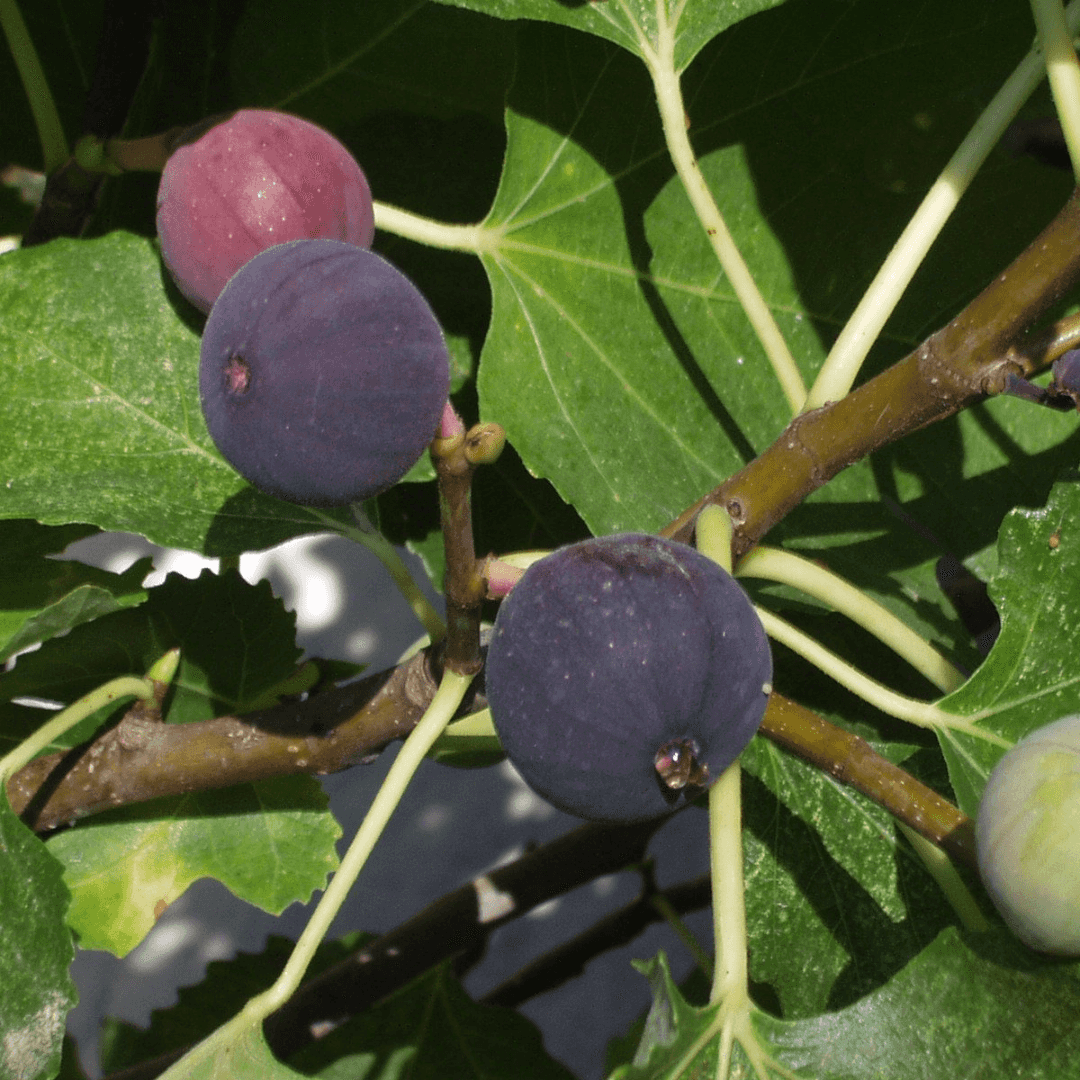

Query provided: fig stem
[650,891,713,984]
[643,13,805,415]
[708,761,748,1006]
[897,823,990,932]
[737,546,966,694]
[1031,0,1080,182]
[694,504,735,575]
[754,605,1010,745]
[317,507,446,644]
[804,3,1080,408]
[432,419,489,675]
[155,667,474,1079]
[0,671,157,783]
[373,202,492,253]
[0,0,68,172]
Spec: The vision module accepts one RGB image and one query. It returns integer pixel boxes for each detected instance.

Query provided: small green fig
[976,715,1080,955]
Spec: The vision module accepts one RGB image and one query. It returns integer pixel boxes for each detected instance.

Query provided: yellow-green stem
[0,676,154,783]
[708,762,748,1006]
[806,0,1080,408]
[1032,0,1080,180]
[156,668,473,1078]
[737,546,965,694]
[898,823,990,932]
[0,0,68,171]
[645,12,805,415]
[754,606,1009,745]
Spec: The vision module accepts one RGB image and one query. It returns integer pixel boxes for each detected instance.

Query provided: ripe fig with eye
[976,714,1080,955]
[485,533,772,823]
[199,239,449,507]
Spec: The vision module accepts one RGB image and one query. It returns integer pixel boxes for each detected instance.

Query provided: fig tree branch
[100,815,668,1079]
[5,647,469,832]
[663,189,1080,552]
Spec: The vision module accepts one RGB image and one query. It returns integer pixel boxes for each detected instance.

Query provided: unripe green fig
[976,715,1080,955]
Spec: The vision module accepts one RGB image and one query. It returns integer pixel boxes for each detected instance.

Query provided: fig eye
[485,534,771,824]
[654,738,709,791]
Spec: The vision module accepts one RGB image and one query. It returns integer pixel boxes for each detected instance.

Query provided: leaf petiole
[0,0,68,172]
[755,606,1009,745]
[1031,0,1080,179]
[0,674,158,784]
[155,666,474,1078]
[643,5,805,415]
[736,546,966,694]
[805,0,1080,409]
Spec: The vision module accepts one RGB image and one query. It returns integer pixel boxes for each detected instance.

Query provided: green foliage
[0,802,76,1080]
[4,0,1080,1076]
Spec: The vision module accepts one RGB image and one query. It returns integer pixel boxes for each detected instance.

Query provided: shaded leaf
[432,0,789,72]
[936,474,1080,815]
[48,777,340,956]
[0,519,148,663]
[621,934,1080,1079]
[288,962,576,1079]
[0,797,77,1080]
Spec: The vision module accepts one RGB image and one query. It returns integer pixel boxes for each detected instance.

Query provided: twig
[759,693,976,870]
[663,189,1080,553]
[6,647,482,832]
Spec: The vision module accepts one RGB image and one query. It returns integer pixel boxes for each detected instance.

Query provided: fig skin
[485,533,772,823]
[157,108,374,313]
[976,714,1080,955]
[199,239,449,507]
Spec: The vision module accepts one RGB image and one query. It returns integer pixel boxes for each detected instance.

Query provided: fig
[199,239,449,507]
[976,714,1080,955]
[158,108,374,312]
[485,533,772,823]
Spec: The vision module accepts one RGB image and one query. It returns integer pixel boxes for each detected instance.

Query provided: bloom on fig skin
[157,109,374,312]
[199,239,449,507]
[976,714,1080,956]
[485,533,772,824]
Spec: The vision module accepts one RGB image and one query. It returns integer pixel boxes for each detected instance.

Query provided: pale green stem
[0,0,68,171]
[264,667,472,1009]
[708,761,749,1006]
[736,546,966,694]
[438,707,496,738]
[898,823,990,932]
[644,12,805,415]
[694,504,735,575]
[374,202,495,253]
[805,0,1080,409]
[649,893,714,983]
[157,668,473,1079]
[0,676,153,784]
[754,606,1009,745]
[311,510,446,644]
[1032,0,1080,180]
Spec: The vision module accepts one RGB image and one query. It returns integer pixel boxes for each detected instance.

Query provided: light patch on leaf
[1,990,67,1080]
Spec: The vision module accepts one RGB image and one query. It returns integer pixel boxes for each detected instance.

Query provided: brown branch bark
[663,189,1080,551]
[759,694,975,870]
[432,426,489,675]
[6,647,479,832]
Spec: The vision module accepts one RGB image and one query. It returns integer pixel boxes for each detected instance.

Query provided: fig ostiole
[485,533,772,824]
[199,239,450,507]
